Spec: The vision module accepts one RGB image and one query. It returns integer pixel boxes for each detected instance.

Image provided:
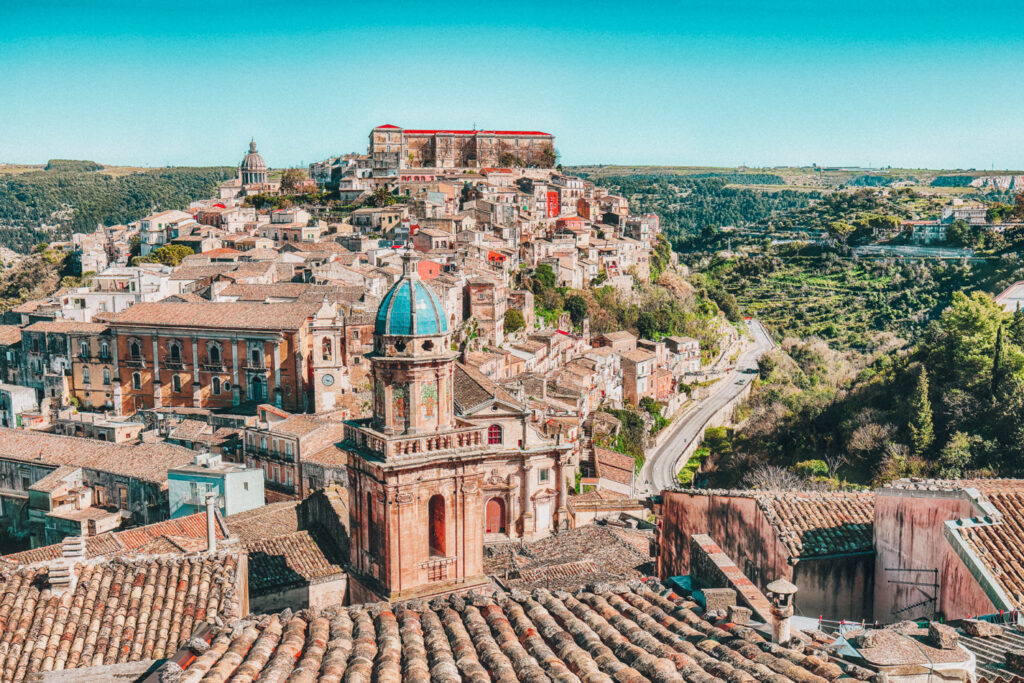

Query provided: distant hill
[0,164,235,252]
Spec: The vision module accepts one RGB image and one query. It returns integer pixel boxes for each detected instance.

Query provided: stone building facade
[105,300,347,415]
[369,125,555,174]
[342,253,571,603]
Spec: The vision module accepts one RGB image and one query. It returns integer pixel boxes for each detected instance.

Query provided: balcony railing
[243,362,267,371]
[201,363,226,373]
[124,357,146,368]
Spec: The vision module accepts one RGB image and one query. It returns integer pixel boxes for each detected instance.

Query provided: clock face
[321,373,335,386]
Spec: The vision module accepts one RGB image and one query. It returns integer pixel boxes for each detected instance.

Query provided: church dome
[240,139,267,171]
[375,255,448,337]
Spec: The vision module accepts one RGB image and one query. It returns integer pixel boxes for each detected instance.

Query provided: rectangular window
[539,469,549,483]
[118,485,129,507]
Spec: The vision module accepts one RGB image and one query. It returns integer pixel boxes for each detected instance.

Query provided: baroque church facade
[343,253,572,602]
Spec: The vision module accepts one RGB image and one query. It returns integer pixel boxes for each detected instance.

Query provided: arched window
[82,367,90,384]
[251,347,262,367]
[79,340,89,357]
[168,341,182,362]
[485,497,506,534]
[103,369,111,386]
[488,424,503,445]
[322,337,332,361]
[99,341,109,359]
[208,343,221,365]
[212,377,221,395]
[129,340,141,360]
[171,375,182,392]
[428,495,446,557]
[132,372,142,390]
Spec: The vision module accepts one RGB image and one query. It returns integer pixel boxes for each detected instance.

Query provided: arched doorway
[428,495,446,557]
[485,497,506,534]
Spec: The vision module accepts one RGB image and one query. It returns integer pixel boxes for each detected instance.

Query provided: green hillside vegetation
[586,175,818,245]
[722,291,1024,488]
[0,244,74,312]
[0,164,234,251]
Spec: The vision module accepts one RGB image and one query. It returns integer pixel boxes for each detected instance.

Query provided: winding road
[641,319,775,493]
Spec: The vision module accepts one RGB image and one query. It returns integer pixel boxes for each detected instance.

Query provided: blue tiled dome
[375,277,448,336]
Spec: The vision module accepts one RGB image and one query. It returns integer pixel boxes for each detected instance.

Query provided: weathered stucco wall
[874,489,995,622]
[793,554,874,621]
[660,490,874,621]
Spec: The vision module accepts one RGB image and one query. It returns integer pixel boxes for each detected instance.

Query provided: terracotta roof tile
[244,527,345,595]
[106,300,319,331]
[3,511,227,564]
[0,552,241,681]
[173,579,842,683]
[0,429,193,483]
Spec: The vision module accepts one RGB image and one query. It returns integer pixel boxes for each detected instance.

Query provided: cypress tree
[1010,302,1024,347]
[908,366,934,458]
[992,324,1005,399]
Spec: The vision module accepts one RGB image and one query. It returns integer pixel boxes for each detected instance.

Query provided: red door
[486,497,506,534]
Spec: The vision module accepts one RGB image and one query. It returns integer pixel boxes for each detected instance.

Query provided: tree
[908,366,934,458]
[992,324,1005,399]
[369,186,396,207]
[636,311,658,340]
[128,234,141,258]
[826,220,855,244]
[136,244,194,267]
[1014,192,1024,221]
[565,295,588,325]
[946,219,973,247]
[532,264,556,292]
[1010,302,1024,348]
[498,152,522,168]
[280,168,307,194]
[503,308,525,334]
[937,431,976,478]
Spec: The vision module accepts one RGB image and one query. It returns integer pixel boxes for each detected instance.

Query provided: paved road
[641,320,774,494]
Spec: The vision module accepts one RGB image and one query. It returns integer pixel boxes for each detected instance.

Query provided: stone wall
[689,533,773,622]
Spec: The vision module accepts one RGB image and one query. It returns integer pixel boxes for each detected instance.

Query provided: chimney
[766,578,798,645]
[50,536,85,594]
[205,491,217,553]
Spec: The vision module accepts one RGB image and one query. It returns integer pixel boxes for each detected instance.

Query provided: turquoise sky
[3,1,1023,169]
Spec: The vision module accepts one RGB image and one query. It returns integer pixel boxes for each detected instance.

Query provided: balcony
[182,493,223,508]
[162,358,187,370]
[243,362,267,372]
[201,363,226,373]
[124,357,146,369]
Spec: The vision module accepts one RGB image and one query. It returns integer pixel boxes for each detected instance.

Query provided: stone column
[556,453,569,531]
[231,339,240,406]
[191,337,202,406]
[272,339,281,408]
[151,335,161,408]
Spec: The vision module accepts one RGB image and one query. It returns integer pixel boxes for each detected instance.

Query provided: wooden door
[486,497,506,534]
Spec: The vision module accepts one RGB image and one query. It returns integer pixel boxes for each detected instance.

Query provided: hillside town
[0,130,1023,683]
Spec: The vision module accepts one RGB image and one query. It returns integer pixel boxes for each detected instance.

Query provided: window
[32,338,39,354]
[99,341,109,359]
[129,340,141,360]
[171,375,182,392]
[251,347,262,367]
[285,441,293,458]
[429,495,446,557]
[487,424,502,445]
[321,337,332,361]
[132,372,142,390]
[540,469,550,483]
[260,436,267,450]
[82,367,90,384]
[243,481,249,491]
[168,341,182,363]
[212,377,221,395]
[209,344,221,365]
[79,340,89,357]
[285,469,293,487]
[118,486,129,507]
